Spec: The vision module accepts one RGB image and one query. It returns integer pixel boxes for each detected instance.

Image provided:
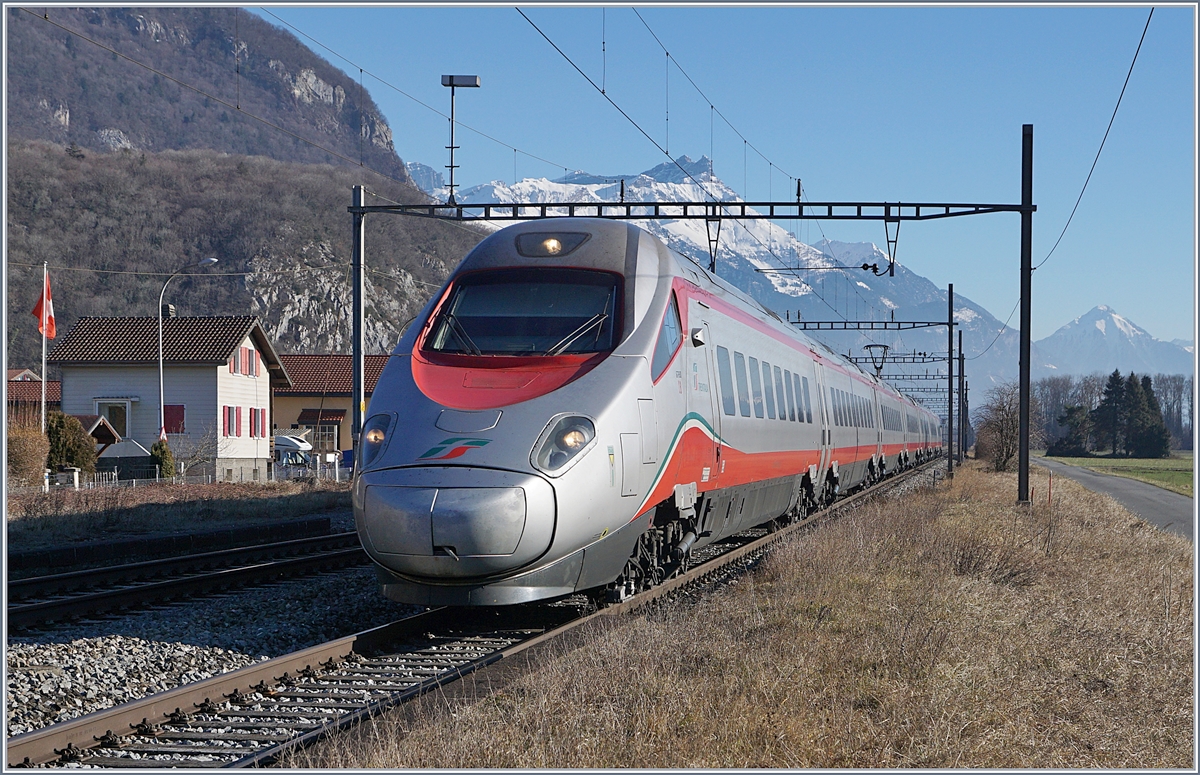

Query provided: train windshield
[424,268,621,356]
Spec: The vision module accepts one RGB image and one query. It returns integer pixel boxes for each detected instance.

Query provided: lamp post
[159,258,218,441]
[441,75,480,206]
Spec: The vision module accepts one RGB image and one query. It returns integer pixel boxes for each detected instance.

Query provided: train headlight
[532,415,596,475]
[358,414,393,469]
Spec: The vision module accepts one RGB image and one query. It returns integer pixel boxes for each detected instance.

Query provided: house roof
[275,354,390,396]
[72,414,121,445]
[8,368,40,381]
[48,316,291,388]
[7,380,61,402]
[297,408,347,425]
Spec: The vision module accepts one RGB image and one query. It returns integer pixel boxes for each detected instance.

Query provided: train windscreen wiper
[445,312,482,356]
[544,312,609,356]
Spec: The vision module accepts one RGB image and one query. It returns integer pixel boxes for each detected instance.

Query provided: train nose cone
[355,468,555,579]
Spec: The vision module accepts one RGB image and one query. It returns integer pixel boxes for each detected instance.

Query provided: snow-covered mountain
[442,155,1027,389]
[410,155,1041,391]
[1034,306,1194,376]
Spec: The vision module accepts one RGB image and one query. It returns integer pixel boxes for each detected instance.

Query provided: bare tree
[170,422,225,478]
[1154,373,1189,449]
[1034,375,1076,444]
[974,381,1044,472]
[1074,372,1107,412]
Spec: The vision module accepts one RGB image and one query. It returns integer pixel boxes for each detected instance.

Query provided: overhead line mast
[351,126,1036,502]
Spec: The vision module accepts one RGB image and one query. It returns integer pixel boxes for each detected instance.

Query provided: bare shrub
[974,381,1044,472]
[6,421,48,486]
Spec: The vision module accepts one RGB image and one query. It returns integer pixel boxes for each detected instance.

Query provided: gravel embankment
[6,561,418,736]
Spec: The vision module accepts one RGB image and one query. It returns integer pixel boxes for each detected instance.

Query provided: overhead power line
[256,7,576,177]
[1036,7,1154,270]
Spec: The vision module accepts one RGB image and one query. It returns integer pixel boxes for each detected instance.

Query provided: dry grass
[5,480,350,552]
[282,462,1193,769]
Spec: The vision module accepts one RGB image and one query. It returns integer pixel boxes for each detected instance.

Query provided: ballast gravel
[6,556,420,736]
[6,475,942,738]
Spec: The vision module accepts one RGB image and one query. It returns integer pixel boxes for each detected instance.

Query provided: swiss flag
[31,267,56,339]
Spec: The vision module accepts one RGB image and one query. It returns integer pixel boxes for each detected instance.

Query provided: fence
[271,461,346,483]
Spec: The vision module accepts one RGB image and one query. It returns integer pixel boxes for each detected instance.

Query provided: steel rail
[6,460,939,768]
[8,546,367,629]
[8,533,361,601]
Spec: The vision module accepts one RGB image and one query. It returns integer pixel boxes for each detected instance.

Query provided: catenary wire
[1035,7,1153,270]
[257,7,575,177]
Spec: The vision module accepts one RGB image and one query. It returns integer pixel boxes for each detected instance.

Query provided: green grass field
[1038,451,1194,497]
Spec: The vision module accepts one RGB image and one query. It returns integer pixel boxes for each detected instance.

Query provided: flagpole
[40,261,47,434]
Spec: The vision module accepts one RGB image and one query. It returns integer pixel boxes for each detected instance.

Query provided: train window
[831,389,840,426]
[761,361,776,419]
[716,346,736,416]
[796,371,806,422]
[733,352,751,417]
[424,268,620,355]
[748,357,764,418]
[651,293,682,381]
[801,377,812,423]
[774,367,788,422]
[784,369,797,421]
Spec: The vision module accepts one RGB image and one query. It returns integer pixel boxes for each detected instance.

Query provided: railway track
[7,533,367,630]
[6,461,939,768]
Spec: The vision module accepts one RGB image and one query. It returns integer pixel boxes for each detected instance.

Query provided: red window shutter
[229,355,235,374]
[222,406,228,436]
[249,408,256,438]
[255,351,262,377]
[236,406,242,437]
[260,407,267,438]
[164,405,185,434]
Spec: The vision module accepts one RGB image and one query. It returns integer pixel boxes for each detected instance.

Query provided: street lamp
[863,343,890,378]
[441,74,480,206]
[159,257,218,441]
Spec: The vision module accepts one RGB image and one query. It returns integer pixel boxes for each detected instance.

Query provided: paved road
[1032,457,1194,542]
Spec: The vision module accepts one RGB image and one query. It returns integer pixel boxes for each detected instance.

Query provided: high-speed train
[353,219,943,606]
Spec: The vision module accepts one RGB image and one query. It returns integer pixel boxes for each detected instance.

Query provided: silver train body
[353,219,943,605]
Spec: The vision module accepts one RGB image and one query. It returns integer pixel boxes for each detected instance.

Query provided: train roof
[658,239,917,400]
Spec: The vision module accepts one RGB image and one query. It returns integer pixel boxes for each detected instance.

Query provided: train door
[687,312,721,487]
[813,362,832,482]
[873,393,883,465]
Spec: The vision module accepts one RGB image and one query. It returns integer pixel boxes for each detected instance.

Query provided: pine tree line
[1047,370,1176,458]
[1035,372,1192,453]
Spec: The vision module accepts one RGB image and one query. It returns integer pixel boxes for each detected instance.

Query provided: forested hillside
[7,140,484,370]
[6,7,407,180]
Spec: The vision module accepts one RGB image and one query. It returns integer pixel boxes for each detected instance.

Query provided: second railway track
[7,533,367,630]
[6,461,940,769]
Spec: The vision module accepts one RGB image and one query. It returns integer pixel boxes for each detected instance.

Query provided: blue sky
[250,4,1196,343]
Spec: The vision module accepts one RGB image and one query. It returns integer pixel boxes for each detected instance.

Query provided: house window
[164,405,185,434]
[95,401,129,437]
[223,405,243,437]
[302,424,339,454]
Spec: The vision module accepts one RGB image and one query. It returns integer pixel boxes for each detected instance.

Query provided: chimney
[161,304,176,318]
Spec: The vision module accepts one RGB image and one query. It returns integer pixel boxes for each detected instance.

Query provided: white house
[49,316,291,481]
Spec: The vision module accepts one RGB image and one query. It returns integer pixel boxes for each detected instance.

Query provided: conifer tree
[1090,369,1125,456]
[1122,374,1149,457]
[1137,375,1172,457]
